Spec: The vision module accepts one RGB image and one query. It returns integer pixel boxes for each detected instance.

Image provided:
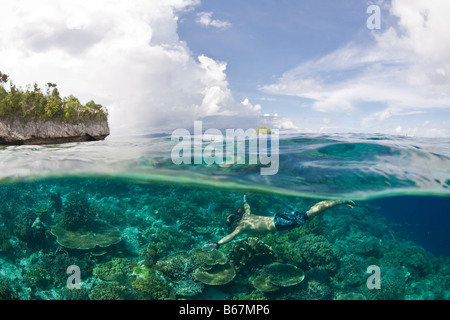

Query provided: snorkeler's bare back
[217,214,275,246]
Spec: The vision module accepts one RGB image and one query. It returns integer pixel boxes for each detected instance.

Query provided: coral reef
[296,268,332,300]
[193,262,236,286]
[171,279,204,297]
[155,251,207,297]
[251,263,305,293]
[14,209,47,246]
[333,253,367,289]
[51,220,122,250]
[61,192,94,231]
[191,248,228,266]
[380,245,433,278]
[93,258,134,282]
[155,252,198,282]
[0,177,449,301]
[50,192,62,213]
[252,274,280,293]
[131,275,173,300]
[291,234,339,275]
[0,277,18,300]
[89,281,132,300]
[360,266,406,300]
[190,248,237,286]
[335,292,366,300]
[61,287,90,300]
[265,263,305,287]
[228,237,275,272]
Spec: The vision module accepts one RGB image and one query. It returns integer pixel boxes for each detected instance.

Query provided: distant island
[0,71,109,145]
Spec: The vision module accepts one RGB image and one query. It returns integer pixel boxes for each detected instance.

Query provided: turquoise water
[0,133,449,300]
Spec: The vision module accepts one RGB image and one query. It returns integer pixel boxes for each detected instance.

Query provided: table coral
[193,262,236,286]
[51,220,122,250]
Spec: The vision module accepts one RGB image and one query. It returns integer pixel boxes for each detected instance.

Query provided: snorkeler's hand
[202,243,219,252]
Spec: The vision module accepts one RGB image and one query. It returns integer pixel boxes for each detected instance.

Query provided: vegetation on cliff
[0,71,107,123]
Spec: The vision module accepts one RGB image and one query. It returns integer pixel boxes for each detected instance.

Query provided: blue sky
[179,0,370,95]
[0,0,449,136]
[178,0,450,136]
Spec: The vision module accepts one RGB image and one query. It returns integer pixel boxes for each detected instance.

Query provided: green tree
[0,71,107,123]
[0,71,9,87]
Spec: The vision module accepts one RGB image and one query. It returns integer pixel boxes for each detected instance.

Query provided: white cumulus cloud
[261,0,450,135]
[196,11,231,29]
[0,0,260,137]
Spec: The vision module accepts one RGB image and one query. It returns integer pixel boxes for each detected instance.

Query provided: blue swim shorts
[273,210,308,231]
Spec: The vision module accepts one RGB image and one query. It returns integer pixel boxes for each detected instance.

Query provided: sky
[0,0,449,137]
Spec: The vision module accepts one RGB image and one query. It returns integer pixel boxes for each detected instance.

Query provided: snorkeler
[202,196,355,252]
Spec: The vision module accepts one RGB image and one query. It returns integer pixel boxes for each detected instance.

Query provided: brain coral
[293,234,339,274]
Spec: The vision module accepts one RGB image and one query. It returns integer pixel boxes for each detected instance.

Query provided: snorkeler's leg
[306,200,354,218]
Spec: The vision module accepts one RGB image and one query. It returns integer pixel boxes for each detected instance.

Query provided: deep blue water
[368,196,450,257]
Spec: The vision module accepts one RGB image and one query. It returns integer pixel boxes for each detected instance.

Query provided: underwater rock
[193,262,236,286]
[51,220,122,250]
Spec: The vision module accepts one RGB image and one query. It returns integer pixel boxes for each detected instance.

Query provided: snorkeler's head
[227,198,245,227]
[227,205,244,227]
[226,212,241,227]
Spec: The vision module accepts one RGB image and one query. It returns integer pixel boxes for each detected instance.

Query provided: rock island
[0,71,109,145]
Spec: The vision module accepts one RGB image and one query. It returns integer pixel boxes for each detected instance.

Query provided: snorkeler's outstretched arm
[202,226,242,252]
[306,200,355,218]
[243,195,251,216]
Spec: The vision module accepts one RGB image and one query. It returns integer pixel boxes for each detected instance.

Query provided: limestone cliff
[0,117,110,145]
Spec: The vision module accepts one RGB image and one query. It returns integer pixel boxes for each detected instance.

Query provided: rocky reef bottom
[0,178,449,300]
